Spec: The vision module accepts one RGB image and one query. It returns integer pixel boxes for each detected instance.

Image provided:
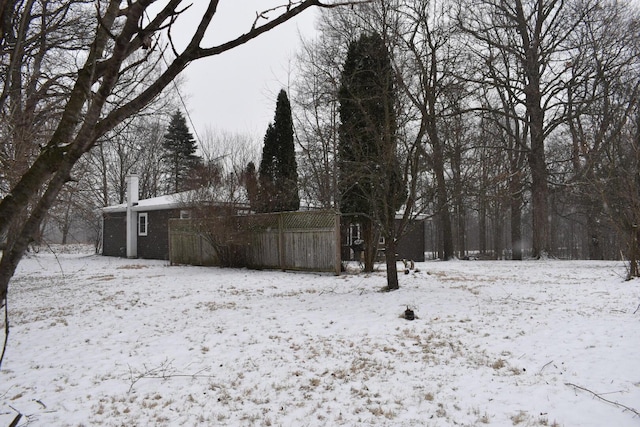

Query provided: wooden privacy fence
[169,210,341,274]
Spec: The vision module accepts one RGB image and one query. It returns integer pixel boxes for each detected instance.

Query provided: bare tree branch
[566,382,640,417]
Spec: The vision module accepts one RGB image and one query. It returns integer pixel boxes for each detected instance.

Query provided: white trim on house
[126,175,139,258]
[103,194,184,213]
[102,187,250,214]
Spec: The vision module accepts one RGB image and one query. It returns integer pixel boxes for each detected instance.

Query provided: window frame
[138,212,148,236]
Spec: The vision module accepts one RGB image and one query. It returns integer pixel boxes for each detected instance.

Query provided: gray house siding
[102,212,126,257]
[396,220,425,262]
[137,209,181,260]
[102,209,181,260]
[341,218,426,262]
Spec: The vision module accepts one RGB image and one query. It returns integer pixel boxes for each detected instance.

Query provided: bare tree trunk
[493,206,504,259]
[452,141,466,258]
[528,114,550,258]
[456,202,466,258]
[0,0,18,46]
[384,237,399,290]
[362,219,376,273]
[432,138,453,260]
[587,214,603,260]
[517,0,551,258]
[510,194,522,260]
[509,166,524,261]
[479,195,487,256]
[1,156,74,305]
[60,194,72,245]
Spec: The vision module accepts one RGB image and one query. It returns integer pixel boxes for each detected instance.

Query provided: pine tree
[338,32,406,286]
[257,90,300,212]
[163,110,200,193]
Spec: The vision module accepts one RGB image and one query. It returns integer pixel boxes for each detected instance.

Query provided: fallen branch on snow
[127,359,217,393]
[7,409,21,427]
[539,360,553,374]
[565,382,640,417]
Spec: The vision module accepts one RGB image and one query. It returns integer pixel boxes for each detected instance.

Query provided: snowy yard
[1,247,639,426]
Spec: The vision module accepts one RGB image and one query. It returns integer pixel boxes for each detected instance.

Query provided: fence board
[169,211,340,274]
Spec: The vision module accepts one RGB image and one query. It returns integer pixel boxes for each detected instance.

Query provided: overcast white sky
[162,0,640,148]
[163,2,320,142]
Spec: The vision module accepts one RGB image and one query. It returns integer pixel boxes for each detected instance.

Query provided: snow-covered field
[1,246,639,426]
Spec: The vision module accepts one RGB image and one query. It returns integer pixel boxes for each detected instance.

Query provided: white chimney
[126,174,139,258]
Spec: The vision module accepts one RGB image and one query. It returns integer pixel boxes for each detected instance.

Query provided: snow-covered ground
[1,246,639,426]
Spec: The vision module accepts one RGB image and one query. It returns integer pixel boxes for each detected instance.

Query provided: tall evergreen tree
[257,89,300,212]
[163,110,201,193]
[338,32,406,288]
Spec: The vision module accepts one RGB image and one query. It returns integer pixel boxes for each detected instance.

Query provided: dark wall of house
[397,220,425,262]
[102,212,126,257]
[102,209,180,260]
[137,209,181,260]
[340,218,426,262]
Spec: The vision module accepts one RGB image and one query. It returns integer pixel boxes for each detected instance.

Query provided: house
[103,176,182,259]
[102,175,248,260]
[103,175,426,265]
[340,215,427,263]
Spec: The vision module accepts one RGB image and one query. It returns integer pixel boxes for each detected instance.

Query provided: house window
[348,223,361,246]
[138,213,148,236]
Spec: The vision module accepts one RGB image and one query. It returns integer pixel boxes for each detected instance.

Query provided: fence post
[168,219,174,266]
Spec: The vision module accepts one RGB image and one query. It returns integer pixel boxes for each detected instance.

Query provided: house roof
[102,187,249,213]
[102,194,184,213]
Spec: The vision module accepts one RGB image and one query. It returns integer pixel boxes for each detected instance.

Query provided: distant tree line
[2,0,638,284]
[290,0,640,279]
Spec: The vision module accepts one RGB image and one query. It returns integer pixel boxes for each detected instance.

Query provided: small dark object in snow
[404,269,410,274]
[404,307,415,320]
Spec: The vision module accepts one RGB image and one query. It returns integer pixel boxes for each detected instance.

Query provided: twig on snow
[500,288,542,305]
[539,360,553,374]
[127,359,217,393]
[565,382,640,417]
[633,302,639,315]
[7,405,22,427]
[8,413,22,427]
[319,285,339,295]
[501,294,543,306]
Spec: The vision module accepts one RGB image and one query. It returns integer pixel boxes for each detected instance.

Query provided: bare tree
[199,126,261,203]
[291,29,345,209]
[561,0,640,274]
[0,1,94,250]
[0,0,366,365]
[474,62,529,259]
[387,0,470,260]
[294,1,456,285]
[45,159,101,246]
[457,0,594,258]
[172,128,261,268]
